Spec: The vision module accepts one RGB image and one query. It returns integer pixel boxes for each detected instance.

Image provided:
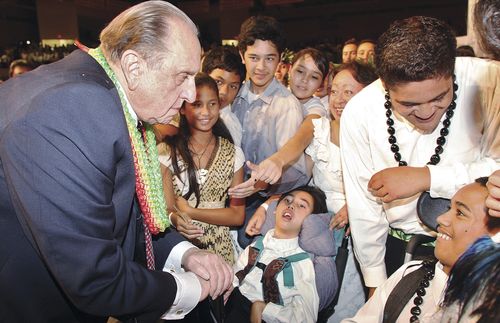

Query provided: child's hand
[176,196,192,213]
[250,301,266,323]
[174,211,204,239]
[245,206,267,236]
[228,162,269,198]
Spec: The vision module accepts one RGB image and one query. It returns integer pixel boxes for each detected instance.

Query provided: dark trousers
[384,234,435,277]
[224,288,252,323]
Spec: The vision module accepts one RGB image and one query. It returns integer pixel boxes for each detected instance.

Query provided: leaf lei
[88,47,169,234]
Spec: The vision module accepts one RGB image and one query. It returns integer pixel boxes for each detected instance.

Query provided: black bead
[387,118,394,126]
[414,296,423,305]
[443,119,451,127]
[394,152,401,161]
[388,135,397,144]
[388,126,395,135]
[417,287,426,297]
[449,101,456,109]
[385,93,390,100]
[410,316,419,322]
[453,83,458,91]
[386,109,392,117]
[399,161,408,166]
[411,306,422,316]
[424,273,435,281]
[437,136,446,145]
[384,101,391,108]
[435,146,443,154]
[391,144,399,153]
[420,279,430,288]
[446,109,454,118]
[440,128,449,136]
[453,93,457,100]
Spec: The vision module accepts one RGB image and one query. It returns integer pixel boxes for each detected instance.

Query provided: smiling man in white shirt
[340,16,500,296]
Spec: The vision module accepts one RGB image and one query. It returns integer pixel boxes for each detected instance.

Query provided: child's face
[240,39,280,93]
[275,191,315,238]
[275,61,290,82]
[209,68,241,109]
[181,85,220,132]
[435,182,491,274]
[289,54,324,102]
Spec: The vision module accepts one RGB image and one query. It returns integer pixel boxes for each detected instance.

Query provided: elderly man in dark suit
[0,1,232,322]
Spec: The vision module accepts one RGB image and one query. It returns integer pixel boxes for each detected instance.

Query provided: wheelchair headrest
[416,191,451,232]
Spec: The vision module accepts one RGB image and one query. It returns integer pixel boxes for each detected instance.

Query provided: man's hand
[250,301,266,323]
[368,166,430,203]
[329,204,349,232]
[228,161,269,198]
[245,205,267,236]
[486,170,500,217]
[182,248,233,298]
[196,274,211,301]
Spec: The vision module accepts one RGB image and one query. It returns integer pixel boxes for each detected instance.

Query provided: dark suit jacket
[0,50,185,322]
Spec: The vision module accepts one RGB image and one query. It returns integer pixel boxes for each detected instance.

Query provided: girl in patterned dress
[158,73,245,264]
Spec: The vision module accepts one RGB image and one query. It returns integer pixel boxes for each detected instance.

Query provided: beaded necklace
[384,76,458,166]
[88,47,169,234]
[410,260,436,322]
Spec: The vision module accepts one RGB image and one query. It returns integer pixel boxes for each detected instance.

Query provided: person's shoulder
[455,56,500,84]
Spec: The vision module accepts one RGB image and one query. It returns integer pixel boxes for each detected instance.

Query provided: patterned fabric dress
[159,137,237,264]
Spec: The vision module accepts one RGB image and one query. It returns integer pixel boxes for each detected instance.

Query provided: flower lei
[88,47,169,234]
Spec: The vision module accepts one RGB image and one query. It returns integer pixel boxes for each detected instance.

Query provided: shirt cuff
[163,241,196,271]
[361,265,387,288]
[160,270,201,319]
[428,164,467,199]
[262,302,282,322]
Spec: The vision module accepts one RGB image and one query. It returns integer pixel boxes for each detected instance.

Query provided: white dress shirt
[340,57,500,287]
[234,229,319,323]
[342,261,447,323]
[220,103,243,148]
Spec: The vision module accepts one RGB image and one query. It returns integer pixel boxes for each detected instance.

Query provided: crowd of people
[0,0,498,322]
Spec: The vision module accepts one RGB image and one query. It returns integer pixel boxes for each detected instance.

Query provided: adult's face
[129,19,201,124]
[342,44,357,63]
[356,42,375,63]
[329,69,364,120]
[209,68,241,109]
[240,39,280,94]
[387,75,453,134]
[435,182,490,274]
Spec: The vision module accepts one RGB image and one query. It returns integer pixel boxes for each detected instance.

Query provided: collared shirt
[220,103,243,148]
[117,80,201,319]
[340,57,500,287]
[232,78,309,194]
[302,96,328,118]
[342,261,447,323]
[234,229,319,323]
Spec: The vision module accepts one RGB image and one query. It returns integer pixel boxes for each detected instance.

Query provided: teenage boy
[340,16,499,295]
[225,186,328,323]
[344,177,500,322]
[202,45,246,147]
[230,16,308,247]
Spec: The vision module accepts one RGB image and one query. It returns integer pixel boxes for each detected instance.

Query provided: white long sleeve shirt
[234,230,319,323]
[340,57,500,287]
[342,261,447,323]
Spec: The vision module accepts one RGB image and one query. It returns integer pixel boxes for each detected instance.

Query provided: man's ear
[120,49,145,91]
[239,50,246,65]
